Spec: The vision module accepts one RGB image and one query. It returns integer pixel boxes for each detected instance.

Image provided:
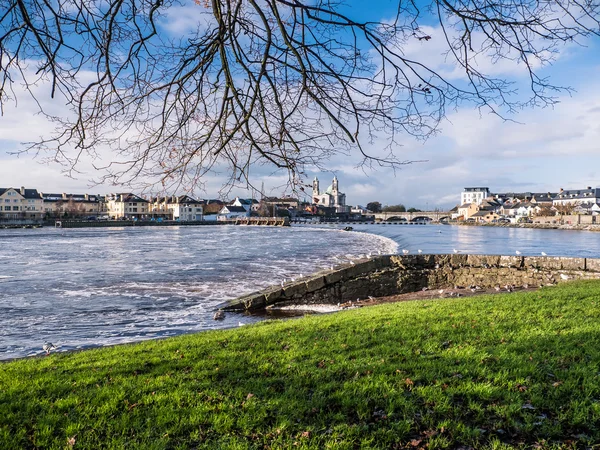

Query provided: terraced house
[0,187,44,222]
[149,195,204,221]
[41,193,105,218]
[106,193,149,219]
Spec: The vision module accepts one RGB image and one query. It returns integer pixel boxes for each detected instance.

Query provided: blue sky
[1,1,600,209]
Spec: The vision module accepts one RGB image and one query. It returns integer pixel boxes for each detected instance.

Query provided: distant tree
[554,203,575,216]
[535,205,555,217]
[407,207,421,213]
[366,202,382,213]
[383,204,406,213]
[65,199,85,217]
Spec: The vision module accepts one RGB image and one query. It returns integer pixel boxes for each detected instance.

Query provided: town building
[0,187,44,221]
[217,205,251,220]
[106,193,149,219]
[552,187,600,206]
[149,195,204,221]
[460,187,490,206]
[41,193,104,218]
[231,197,260,212]
[312,176,350,213]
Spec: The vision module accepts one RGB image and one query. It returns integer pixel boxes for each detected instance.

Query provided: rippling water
[3,223,600,360]
[0,226,396,359]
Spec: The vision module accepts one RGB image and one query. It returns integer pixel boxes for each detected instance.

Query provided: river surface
[1,224,599,360]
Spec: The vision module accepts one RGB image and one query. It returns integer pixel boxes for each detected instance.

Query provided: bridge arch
[385,216,407,222]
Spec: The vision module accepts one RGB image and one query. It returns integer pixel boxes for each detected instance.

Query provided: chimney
[62,193,67,200]
[559,188,563,193]
[20,186,25,195]
[84,194,89,201]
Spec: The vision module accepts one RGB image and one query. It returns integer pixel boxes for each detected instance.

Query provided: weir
[218,254,600,312]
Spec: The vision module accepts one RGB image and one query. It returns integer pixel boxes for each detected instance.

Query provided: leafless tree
[1,0,599,192]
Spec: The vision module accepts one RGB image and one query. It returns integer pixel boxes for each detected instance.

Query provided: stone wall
[217,254,600,312]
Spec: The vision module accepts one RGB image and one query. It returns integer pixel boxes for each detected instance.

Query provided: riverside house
[41,193,104,218]
[217,205,250,220]
[0,187,44,222]
[149,195,204,221]
[106,193,149,219]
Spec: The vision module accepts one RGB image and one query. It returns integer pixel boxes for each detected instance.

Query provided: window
[13,206,19,211]
[132,208,138,212]
[4,206,10,211]
[4,199,9,203]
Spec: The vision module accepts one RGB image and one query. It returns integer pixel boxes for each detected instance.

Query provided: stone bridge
[371,211,451,222]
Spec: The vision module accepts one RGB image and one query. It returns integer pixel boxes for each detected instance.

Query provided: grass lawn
[2,281,600,449]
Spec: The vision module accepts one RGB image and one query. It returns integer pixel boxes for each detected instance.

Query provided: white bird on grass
[43,342,57,355]
[541,252,547,256]
[417,249,423,254]
[560,274,570,280]
[515,250,522,255]
[453,249,459,254]
[350,261,355,265]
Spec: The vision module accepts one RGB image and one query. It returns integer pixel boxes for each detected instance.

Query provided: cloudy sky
[1,1,599,209]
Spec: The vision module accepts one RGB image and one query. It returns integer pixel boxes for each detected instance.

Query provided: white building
[461,187,490,206]
[0,187,44,221]
[553,187,600,206]
[106,193,149,219]
[312,176,349,213]
[217,205,250,220]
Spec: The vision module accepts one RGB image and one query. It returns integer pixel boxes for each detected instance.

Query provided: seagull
[515,250,522,255]
[213,310,225,320]
[453,249,459,254]
[402,249,410,255]
[238,322,246,327]
[290,277,295,282]
[541,252,547,256]
[368,296,375,301]
[560,274,569,280]
[438,230,442,233]
[43,342,57,355]
[417,249,423,254]
[350,260,355,265]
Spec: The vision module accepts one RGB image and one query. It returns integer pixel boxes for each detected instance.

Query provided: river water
[1,224,599,360]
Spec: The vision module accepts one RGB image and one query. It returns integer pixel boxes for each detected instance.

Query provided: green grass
[3,281,600,449]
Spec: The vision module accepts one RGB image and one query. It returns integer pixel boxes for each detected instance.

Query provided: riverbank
[454,221,600,232]
[2,280,600,449]
[219,254,600,313]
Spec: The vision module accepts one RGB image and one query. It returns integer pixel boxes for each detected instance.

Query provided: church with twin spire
[312,176,349,213]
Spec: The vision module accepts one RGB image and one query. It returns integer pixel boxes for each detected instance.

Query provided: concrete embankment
[218,254,600,312]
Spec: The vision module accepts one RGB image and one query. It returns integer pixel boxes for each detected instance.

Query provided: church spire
[332,175,338,193]
[312,177,320,197]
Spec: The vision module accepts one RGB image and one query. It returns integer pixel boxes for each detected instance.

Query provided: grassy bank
[2,282,600,449]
